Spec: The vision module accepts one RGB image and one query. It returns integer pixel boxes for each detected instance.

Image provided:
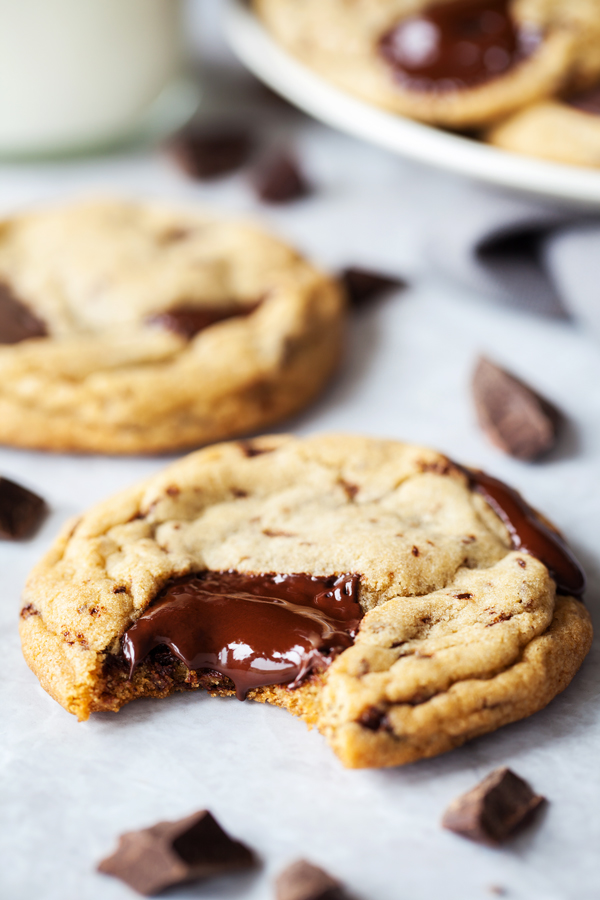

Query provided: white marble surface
[2,3,599,899]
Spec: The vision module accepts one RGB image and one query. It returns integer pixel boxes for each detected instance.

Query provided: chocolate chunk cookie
[487,83,600,166]
[0,199,344,453]
[20,434,592,768]
[254,0,600,129]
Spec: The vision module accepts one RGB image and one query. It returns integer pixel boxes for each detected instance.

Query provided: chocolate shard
[341,267,407,306]
[252,151,311,204]
[98,810,255,896]
[166,125,252,180]
[472,356,559,461]
[442,768,545,846]
[146,301,261,340]
[275,859,345,900]
[0,477,47,540]
[0,282,47,345]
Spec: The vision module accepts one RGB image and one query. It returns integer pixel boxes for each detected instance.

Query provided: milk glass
[0,0,185,156]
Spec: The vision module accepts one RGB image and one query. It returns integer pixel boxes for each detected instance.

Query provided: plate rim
[224,0,600,208]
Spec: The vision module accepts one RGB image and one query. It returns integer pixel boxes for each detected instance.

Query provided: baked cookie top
[255,0,600,128]
[0,199,344,453]
[487,84,600,167]
[20,434,592,768]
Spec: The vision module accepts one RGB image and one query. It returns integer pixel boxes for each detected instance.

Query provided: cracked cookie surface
[0,198,344,453]
[20,434,592,767]
[254,0,600,129]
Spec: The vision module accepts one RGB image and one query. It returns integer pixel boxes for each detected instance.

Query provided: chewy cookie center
[379,0,540,92]
[122,571,362,700]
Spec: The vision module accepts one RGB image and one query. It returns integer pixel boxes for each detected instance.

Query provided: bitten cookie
[254,0,600,129]
[0,199,344,454]
[487,83,600,166]
[20,434,592,768]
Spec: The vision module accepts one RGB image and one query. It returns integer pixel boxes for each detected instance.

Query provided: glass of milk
[0,0,188,157]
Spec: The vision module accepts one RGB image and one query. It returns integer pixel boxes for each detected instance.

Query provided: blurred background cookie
[487,82,600,166]
[254,0,600,129]
[0,198,345,454]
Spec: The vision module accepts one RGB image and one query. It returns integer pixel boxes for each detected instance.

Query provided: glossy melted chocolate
[147,301,261,340]
[465,467,586,598]
[379,0,540,92]
[122,572,362,699]
[0,282,47,345]
[568,85,600,116]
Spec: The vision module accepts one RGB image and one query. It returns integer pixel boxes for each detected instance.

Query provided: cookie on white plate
[487,82,600,166]
[20,434,591,768]
[254,0,600,129]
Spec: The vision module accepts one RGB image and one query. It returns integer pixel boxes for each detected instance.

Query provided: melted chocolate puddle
[379,0,540,93]
[122,572,361,699]
[461,467,586,598]
[0,282,47,344]
[146,301,261,340]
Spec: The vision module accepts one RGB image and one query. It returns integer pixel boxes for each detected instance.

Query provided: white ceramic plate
[224,0,600,208]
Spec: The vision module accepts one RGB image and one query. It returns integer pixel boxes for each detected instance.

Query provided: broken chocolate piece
[166,125,252,180]
[98,810,255,896]
[0,477,47,540]
[122,572,362,700]
[341,267,407,307]
[442,768,545,845]
[472,356,559,461]
[275,859,344,900]
[0,282,47,345]
[146,301,261,340]
[252,152,311,204]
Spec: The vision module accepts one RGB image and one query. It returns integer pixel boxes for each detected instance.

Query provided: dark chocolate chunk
[98,810,255,896]
[0,282,47,345]
[239,440,276,458]
[146,301,261,340]
[472,356,559,461]
[568,84,600,116]
[166,125,252,180]
[0,477,47,540]
[357,706,390,732]
[442,768,545,845]
[122,572,362,700]
[275,859,344,900]
[341,267,407,307]
[379,0,541,93]
[252,152,311,204]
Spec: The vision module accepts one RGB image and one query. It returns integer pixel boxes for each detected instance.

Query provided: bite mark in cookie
[122,572,362,699]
